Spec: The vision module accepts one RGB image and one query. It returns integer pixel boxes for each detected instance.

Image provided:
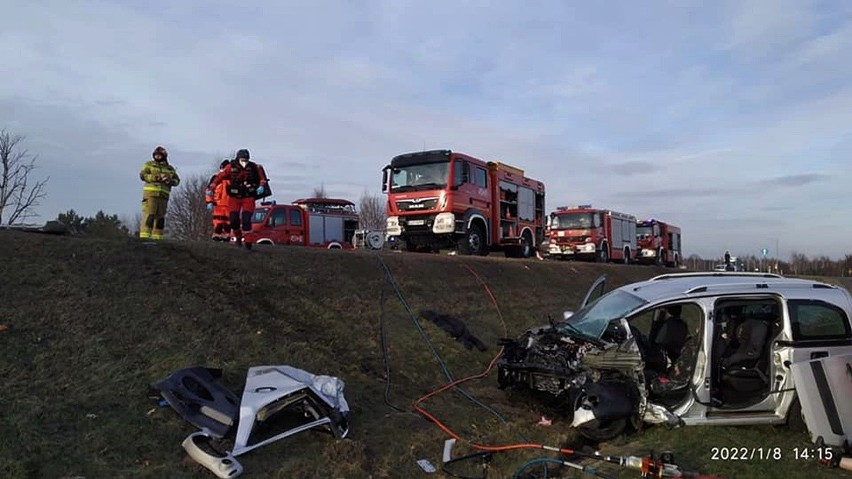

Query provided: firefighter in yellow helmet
[139,146,180,240]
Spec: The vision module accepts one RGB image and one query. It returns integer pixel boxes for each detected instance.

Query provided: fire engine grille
[396,198,438,211]
[555,236,588,244]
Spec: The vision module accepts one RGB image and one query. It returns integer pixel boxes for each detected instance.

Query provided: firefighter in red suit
[206,160,232,241]
[208,149,269,249]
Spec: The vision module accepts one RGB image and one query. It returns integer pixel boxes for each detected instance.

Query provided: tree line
[685,253,852,277]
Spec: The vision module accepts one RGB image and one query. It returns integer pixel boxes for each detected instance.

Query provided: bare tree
[0,129,49,224]
[358,190,385,231]
[166,172,214,240]
[312,183,327,198]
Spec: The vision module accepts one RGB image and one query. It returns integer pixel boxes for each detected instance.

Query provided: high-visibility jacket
[140,160,180,198]
[206,176,231,208]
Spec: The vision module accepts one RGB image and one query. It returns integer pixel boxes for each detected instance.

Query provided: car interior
[710,299,783,408]
[629,303,703,406]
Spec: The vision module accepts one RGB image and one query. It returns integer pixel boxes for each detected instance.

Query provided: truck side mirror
[381,167,389,193]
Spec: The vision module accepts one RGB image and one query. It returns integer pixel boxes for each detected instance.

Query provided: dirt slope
[0,231,844,479]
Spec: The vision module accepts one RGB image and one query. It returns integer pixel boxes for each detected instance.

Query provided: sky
[1,0,851,259]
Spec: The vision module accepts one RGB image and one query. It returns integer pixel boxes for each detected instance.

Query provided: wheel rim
[469,232,481,253]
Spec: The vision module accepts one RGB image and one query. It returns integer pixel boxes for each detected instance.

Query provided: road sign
[761,248,768,256]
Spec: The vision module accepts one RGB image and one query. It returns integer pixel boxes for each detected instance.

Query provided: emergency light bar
[556,204,592,211]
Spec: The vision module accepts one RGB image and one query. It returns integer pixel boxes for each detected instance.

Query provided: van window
[289,208,303,226]
[788,299,851,340]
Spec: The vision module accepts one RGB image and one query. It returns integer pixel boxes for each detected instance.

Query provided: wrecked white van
[497,272,852,446]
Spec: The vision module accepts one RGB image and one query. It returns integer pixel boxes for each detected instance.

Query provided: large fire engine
[635,218,682,267]
[546,205,636,263]
[245,197,359,249]
[382,150,546,257]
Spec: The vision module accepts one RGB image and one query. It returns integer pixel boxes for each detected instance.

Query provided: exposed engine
[497,326,595,398]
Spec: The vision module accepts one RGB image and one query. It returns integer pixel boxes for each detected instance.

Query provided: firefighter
[139,146,180,240]
[206,160,232,241]
[209,149,268,250]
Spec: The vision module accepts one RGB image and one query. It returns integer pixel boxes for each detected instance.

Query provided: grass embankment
[0,231,844,478]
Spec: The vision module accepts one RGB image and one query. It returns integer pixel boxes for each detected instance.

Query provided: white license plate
[408,220,425,226]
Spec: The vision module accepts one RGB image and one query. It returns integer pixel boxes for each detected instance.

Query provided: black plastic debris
[151,367,241,438]
[419,310,487,351]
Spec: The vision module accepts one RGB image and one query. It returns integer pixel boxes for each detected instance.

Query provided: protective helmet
[236,149,250,160]
[153,146,168,160]
[219,160,230,169]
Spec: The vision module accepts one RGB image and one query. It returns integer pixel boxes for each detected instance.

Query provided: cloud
[761,173,830,187]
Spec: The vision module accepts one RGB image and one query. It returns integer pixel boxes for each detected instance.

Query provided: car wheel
[577,417,628,442]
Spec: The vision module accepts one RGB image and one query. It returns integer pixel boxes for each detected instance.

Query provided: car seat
[720,319,770,393]
[654,317,690,363]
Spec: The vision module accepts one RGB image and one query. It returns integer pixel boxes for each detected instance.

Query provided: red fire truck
[636,218,682,267]
[382,149,545,257]
[546,205,636,263]
[244,197,359,249]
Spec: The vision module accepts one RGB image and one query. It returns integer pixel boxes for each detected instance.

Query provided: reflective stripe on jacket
[140,160,180,197]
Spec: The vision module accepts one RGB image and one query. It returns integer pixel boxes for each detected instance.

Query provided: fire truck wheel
[458,224,485,256]
[597,247,609,263]
[656,249,664,266]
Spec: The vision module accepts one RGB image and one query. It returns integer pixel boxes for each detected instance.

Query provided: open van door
[790,352,852,447]
[581,275,607,309]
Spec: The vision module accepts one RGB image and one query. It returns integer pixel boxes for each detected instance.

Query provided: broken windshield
[390,161,450,192]
[558,289,648,340]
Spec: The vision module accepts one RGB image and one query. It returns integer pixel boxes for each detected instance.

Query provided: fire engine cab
[636,218,682,267]
[547,205,636,263]
[382,150,546,257]
[245,198,359,249]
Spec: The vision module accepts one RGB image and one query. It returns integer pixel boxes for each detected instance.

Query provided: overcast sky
[2,0,850,259]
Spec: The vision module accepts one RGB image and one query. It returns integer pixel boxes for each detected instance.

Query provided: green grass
[0,231,846,478]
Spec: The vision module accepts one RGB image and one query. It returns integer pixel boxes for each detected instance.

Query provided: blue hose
[375,255,512,425]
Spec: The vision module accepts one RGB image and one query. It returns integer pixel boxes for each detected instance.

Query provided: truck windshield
[551,212,596,229]
[390,161,450,192]
[637,225,654,237]
[558,289,648,341]
[252,208,268,223]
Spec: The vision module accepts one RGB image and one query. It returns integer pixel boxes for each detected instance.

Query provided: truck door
[454,160,490,217]
[265,207,288,244]
[287,206,306,245]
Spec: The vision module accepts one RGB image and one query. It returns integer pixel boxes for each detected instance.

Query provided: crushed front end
[497,324,655,440]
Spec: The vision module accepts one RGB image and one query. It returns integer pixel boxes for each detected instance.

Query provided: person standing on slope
[139,146,180,240]
[209,149,269,250]
[206,160,232,241]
